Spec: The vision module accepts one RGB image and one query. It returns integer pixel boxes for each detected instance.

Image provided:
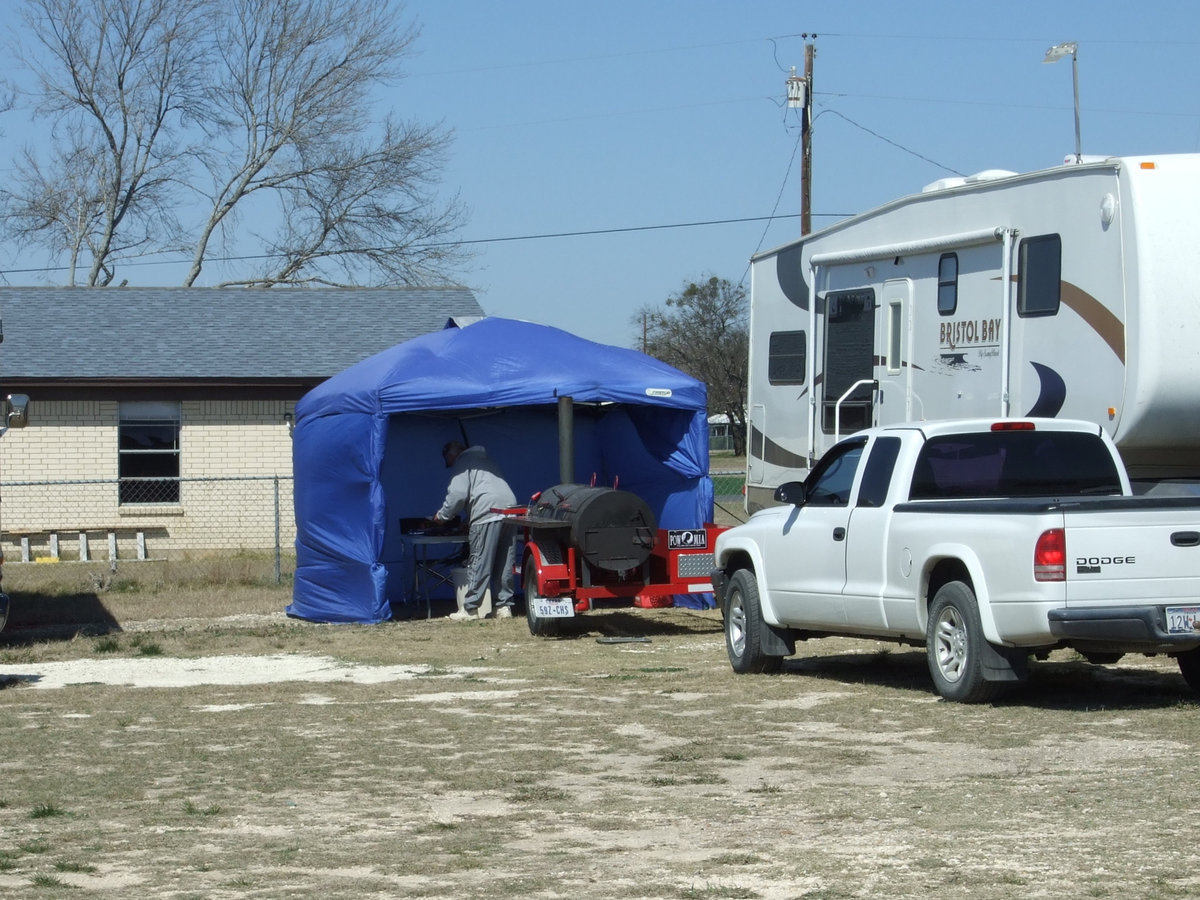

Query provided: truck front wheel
[926,581,1002,703]
[724,569,783,675]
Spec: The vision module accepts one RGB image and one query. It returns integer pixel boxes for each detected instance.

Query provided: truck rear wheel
[1176,648,1200,692]
[927,581,1002,703]
[724,569,783,674]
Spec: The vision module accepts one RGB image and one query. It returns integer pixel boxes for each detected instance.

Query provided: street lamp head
[1043,41,1078,63]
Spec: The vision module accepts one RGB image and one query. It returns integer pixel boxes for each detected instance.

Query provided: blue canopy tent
[287,317,714,623]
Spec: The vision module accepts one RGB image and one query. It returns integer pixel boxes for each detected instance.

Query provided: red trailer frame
[503,506,726,634]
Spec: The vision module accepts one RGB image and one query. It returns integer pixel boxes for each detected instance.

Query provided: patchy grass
[2,594,1200,898]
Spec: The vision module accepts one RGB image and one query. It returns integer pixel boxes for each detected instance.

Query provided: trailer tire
[724,568,783,675]
[523,557,563,637]
[1176,648,1200,693]
[926,581,1003,703]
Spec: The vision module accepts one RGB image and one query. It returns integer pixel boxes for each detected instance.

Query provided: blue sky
[2,1,1198,349]
[404,0,1199,347]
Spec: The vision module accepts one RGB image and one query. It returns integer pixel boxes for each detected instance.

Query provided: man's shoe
[448,608,479,621]
[494,606,513,619]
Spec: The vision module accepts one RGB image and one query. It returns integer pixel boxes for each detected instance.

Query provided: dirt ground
[2,604,1200,899]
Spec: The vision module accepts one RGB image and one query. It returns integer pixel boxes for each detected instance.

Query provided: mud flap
[980,641,1029,683]
[760,621,795,658]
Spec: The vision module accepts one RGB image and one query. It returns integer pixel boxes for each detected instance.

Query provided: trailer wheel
[724,569,782,674]
[1176,648,1200,692]
[523,557,562,637]
[926,581,1002,703]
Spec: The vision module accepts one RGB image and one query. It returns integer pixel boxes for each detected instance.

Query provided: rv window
[887,301,903,374]
[937,253,958,315]
[768,330,806,385]
[1018,234,1062,317]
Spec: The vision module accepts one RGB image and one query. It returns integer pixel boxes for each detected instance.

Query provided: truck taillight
[1034,529,1065,582]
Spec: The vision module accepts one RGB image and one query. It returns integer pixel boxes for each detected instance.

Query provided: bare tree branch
[187,0,465,287]
[8,0,209,284]
[3,0,466,288]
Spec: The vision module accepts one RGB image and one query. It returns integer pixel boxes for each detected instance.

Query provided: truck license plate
[532,597,574,618]
[1166,606,1200,634]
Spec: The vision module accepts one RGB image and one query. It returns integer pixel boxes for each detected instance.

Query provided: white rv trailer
[745,154,1200,511]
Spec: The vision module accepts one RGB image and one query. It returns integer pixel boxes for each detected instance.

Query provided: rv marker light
[1141,161,1157,169]
[991,421,1036,431]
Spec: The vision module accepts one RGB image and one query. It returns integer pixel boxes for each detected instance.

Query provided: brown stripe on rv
[751,425,810,470]
[997,276,1126,364]
[1059,281,1125,365]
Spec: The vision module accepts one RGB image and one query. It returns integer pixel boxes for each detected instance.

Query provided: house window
[768,330,806,385]
[937,253,958,315]
[119,401,180,504]
[1017,234,1062,317]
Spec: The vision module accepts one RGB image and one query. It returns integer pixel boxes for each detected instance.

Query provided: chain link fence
[0,469,749,593]
[710,470,745,501]
[0,475,295,590]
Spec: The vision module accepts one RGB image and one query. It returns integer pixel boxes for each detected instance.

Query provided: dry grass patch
[2,582,1200,898]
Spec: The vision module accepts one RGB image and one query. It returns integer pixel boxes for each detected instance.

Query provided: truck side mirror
[774,480,806,506]
[6,394,29,430]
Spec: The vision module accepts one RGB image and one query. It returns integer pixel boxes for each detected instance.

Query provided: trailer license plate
[1166,606,1200,634]
[532,597,574,618]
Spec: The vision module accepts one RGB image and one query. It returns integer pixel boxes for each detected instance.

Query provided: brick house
[0,286,483,561]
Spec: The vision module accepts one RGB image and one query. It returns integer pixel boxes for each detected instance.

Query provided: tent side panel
[290,411,390,622]
[287,550,390,624]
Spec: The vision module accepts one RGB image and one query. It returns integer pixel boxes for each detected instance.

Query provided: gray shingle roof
[0,286,484,381]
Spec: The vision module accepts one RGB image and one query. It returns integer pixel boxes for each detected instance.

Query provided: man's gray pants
[464,519,516,611]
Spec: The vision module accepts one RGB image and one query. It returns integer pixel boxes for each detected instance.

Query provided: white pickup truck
[711,418,1200,702]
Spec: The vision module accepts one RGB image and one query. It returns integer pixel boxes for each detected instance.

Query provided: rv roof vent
[963,169,1018,184]
[922,176,967,193]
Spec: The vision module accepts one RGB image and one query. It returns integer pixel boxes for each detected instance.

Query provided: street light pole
[1043,41,1081,163]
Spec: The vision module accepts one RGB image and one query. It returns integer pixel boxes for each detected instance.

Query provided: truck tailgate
[1065,503,1200,605]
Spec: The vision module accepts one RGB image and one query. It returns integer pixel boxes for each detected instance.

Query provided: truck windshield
[910,431,1122,499]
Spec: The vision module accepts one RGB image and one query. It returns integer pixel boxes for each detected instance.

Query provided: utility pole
[802,40,814,236]
[787,37,816,235]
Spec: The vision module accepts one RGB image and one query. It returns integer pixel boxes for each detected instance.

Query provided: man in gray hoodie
[431,441,518,620]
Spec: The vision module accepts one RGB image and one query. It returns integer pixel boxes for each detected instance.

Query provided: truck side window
[857,436,902,507]
[806,439,866,506]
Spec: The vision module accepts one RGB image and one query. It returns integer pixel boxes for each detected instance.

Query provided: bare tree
[637,276,750,456]
[190,0,464,287]
[3,0,465,288]
[7,0,209,285]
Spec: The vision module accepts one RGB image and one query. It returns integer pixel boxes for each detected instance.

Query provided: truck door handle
[1172,531,1200,547]
[833,527,846,541]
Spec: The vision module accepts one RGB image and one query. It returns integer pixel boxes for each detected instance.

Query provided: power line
[1,212,868,279]
[816,108,965,176]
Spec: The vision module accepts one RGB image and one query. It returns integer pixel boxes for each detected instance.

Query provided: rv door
[820,288,876,435]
